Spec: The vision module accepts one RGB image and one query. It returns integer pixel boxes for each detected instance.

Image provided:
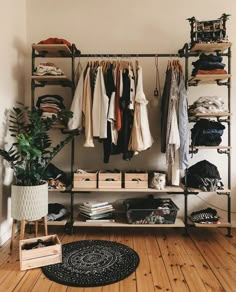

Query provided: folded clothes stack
[191,119,225,147]
[192,53,227,76]
[182,160,224,192]
[37,37,81,54]
[36,95,65,119]
[33,62,64,76]
[38,37,72,47]
[47,203,68,221]
[42,163,70,190]
[188,96,225,115]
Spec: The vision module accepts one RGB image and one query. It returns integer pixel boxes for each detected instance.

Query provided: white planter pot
[11,183,48,221]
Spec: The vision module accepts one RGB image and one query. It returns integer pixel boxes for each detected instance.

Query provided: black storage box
[124,196,179,224]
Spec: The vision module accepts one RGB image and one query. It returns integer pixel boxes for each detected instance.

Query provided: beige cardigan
[129,66,153,153]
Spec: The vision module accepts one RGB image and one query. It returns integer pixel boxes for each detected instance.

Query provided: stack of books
[79,201,115,222]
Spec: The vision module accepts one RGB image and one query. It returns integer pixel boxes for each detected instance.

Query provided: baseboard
[0,224,18,247]
[0,229,11,247]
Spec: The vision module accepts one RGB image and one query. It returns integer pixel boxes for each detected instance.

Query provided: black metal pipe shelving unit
[31,42,232,236]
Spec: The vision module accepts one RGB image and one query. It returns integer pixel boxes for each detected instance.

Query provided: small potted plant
[0,102,76,221]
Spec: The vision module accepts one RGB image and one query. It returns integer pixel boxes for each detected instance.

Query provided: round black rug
[42,239,139,287]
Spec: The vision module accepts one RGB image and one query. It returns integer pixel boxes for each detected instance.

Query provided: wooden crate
[19,234,62,271]
[124,172,148,189]
[73,171,98,188]
[98,171,122,188]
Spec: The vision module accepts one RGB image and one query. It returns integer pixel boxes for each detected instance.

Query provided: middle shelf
[71,186,184,193]
[188,74,231,85]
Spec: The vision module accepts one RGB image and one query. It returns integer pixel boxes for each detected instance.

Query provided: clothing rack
[76,53,180,58]
[31,43,232,236]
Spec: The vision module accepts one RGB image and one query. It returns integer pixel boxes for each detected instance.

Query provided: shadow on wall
[12,37,28,101]
[0,109,13,229]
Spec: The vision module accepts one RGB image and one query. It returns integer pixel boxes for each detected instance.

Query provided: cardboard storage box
[124,172,148,189]
[98,171,122,188]
[74,171,98,188]
[19,234,62,270]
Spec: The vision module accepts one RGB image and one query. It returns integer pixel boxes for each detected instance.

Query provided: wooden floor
[0,226,236,292]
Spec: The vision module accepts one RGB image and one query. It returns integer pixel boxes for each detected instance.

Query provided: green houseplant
[0,102,76,221]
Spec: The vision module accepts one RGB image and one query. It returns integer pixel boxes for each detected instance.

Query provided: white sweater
[67,68,84,130]
[92,66,109,139]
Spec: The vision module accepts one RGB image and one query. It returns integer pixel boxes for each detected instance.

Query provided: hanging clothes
[166,66,180,166]
[68,59,153,162]
[120,67,134,161]
[68,67,84,131]
[178,76,189,169]
[103,63,117,163]
[161,67,172,153]
[103,65,134,163]
[92,66,109,139]
[161,60,189,184]
[115,66,122,131]
[129,65,154,153]
[82,67,94,147]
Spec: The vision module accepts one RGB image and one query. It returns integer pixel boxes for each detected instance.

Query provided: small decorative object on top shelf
[187,13,230,49]
[0,103,76,226]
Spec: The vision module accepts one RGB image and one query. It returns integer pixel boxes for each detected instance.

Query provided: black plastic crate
[124,196,179,224]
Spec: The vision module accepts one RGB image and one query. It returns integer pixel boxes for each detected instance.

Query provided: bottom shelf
[193,221,231,228]
[73,213,184,228]
[28,217,68,226]
[188,217,231,228]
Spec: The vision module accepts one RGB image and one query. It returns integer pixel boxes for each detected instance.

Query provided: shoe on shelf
[190,208,219,223]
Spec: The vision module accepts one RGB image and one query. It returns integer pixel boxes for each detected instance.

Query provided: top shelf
[32,44,72,57]
[190,42,232,53]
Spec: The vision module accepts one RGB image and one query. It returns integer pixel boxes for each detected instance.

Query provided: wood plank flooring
[1,226,236,292]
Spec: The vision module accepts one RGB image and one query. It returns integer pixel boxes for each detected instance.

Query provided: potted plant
[0,102,76,221]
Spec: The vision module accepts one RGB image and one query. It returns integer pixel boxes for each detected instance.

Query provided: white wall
[25,0,236,225]
[0,0,27,245]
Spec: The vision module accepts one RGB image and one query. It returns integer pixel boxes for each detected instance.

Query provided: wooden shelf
[48,188,66,192]
[32,75,72,86]
[188,217,231,228]
[189,74,231,84]
[73,216,184,228]
[32,44,72,57]
[189,112,230,118]
[191,146,231,150]
[72,186,184,193]
[190,42,232,53]
[193,221,231,228]
[28,217,68,226]
[186,188,230,193]
[47,219,68,226]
